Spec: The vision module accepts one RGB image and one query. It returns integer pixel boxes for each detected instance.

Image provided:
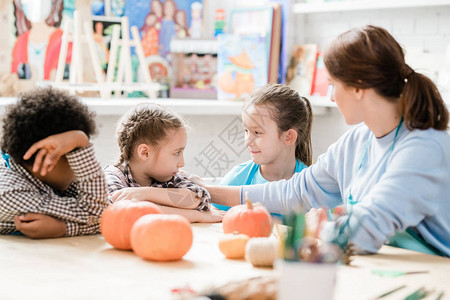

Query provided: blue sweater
[241,123,450,256]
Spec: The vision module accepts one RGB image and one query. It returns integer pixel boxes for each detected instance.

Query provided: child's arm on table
[109,187,223,222]
[110,187,201,209]
[13,214,66,239]
[155,205,225,223]
[15,130,109,238]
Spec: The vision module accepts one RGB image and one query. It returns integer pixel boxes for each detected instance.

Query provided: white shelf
[82,98,243,116]
[170,38,218,54]
[0,97,243,116]
[2,97,447,118]
[293,0,450,14]
[91,15,122,23]
[0,95,338,118]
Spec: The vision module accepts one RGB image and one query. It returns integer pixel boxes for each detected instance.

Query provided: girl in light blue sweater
[207,25,450,256]
[216,84,312,211]
[220,84,312,187]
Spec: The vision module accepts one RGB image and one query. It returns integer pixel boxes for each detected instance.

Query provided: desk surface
[1,224,449,300]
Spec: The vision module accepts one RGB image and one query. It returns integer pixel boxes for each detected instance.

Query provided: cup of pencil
[275,210,343,300]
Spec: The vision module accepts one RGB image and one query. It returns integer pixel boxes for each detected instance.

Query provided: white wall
[289,5,450,83]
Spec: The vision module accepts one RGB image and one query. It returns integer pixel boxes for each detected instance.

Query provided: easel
[55,10,105,94]
[105,16,157,98]
[54,13,159,98]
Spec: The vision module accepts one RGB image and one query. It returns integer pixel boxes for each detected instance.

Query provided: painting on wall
[217,34,267,101]
[91,19,122,73]
[122,0,203,97]
[11,0,74,81]
[92,0,125,17]
[125,0,203,58]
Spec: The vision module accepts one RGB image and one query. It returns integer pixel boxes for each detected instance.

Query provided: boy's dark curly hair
[1,87,96,165]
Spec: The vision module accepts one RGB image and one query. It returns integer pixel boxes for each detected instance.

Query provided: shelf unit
[0,96,338,115]
[292,0,450,107]
[293,0,450,14]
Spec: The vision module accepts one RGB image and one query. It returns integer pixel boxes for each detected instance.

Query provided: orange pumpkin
[100,200,162,250]
[218,232,250,259]
[130,214,193,261]
[222,198,273,237]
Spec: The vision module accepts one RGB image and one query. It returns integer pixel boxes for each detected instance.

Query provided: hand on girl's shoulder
[178,170,207,187]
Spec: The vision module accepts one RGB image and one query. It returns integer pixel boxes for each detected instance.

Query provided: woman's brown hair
[115,103,185,166]
[324,25,448,130]
[248,84,313,166]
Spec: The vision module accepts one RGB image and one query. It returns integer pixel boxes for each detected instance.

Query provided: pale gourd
[218,232,250,259]
[245,237,279,268]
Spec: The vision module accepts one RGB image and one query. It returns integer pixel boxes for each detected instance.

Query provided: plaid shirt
[104,164,211,211]
[0,144,110,236]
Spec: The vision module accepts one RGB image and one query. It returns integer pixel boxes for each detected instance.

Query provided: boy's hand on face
[14,213,67,239]
[23,130,89,176]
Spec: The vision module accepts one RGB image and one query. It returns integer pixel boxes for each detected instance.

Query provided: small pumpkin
[222,196,273,238]
[245,237,279,267]
[130,214,193,261]
[100,200,162,250]
[218,231,250,259]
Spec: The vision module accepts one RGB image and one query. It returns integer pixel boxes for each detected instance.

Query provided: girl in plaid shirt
[0,88,109,238]
[104,103,224,223]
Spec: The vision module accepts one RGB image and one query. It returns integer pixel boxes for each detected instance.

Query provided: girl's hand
[14,213,67,239]
[110,187,152,202]
[189,206,226,223]
[203,206,226,223]
[23,130,89,176]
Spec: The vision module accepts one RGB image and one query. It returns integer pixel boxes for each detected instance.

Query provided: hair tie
[402,65,415,83]
[1,151,11,169]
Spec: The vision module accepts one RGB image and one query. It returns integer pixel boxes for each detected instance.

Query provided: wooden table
[1,224,449,300]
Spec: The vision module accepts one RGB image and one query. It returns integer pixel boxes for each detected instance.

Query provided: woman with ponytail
[206,26,450,256]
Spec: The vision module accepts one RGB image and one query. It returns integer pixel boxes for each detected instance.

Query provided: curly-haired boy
[0,87,109,238]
